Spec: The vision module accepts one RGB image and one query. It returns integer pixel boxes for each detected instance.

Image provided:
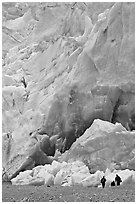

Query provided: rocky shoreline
[2,182,135,202]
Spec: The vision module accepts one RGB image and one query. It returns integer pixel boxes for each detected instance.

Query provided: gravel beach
[2,182,135,202]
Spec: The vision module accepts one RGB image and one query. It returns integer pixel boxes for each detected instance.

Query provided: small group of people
[101,174,122,188]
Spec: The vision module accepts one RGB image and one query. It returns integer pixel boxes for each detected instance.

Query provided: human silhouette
[111,181,115,186]
[101,176,106,188]
[115,174,122,186]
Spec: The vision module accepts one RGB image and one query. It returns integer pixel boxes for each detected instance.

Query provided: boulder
[54,169,70,186]
[11,170,45,186]
[33,168,54,186]
[81,173,101,187]
[45,160,64,176]
[28,178,45,186]
[2,134,60,180]
[121,175,134,186]
[59,119,135,173]
[71,172,89,186]
[11,165,54,186]
[54,160,90,186]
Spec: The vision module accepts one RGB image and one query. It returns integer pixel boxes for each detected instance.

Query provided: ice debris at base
[11,160,135,187]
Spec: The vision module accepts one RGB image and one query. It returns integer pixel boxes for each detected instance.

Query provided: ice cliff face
[59,119,135,173]
[2,2,135,180]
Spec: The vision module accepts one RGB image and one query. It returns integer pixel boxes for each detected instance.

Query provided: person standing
[111,181,115,186]
[115,174,122,186]
[101,176,106,188]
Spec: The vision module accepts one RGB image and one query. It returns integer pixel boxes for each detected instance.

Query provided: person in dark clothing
[101,176,106,188]
[115,174,122,186]
[111,181,115,186]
